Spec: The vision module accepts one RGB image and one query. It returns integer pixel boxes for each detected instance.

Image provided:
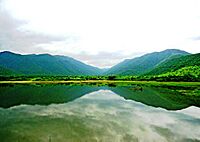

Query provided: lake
[0,84,200,142]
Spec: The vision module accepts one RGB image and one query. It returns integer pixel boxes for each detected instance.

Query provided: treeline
[0,75,134,81]
[0,74,199,82]
[1,66,199,82]
[148,66,200,82]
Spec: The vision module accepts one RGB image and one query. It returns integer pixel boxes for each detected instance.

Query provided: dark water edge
[0,83,199,110]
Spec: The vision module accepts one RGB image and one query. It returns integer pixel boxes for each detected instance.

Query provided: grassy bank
[0,80,200,86]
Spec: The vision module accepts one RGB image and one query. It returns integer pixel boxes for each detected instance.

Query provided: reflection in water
[110,86,200,110]
[0,84,199,110]
[0,90,199,142]
[0,84,99,108]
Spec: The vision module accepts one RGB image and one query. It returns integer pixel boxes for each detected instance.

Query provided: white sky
[1,0,200,67]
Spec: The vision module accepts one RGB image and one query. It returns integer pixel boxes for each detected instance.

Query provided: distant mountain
[105,49,190,75]
[146,53,200,75]
[0,51,103,76]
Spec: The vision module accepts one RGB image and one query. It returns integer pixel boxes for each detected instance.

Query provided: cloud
[71,51,145,68]
[0,6,143,68]
[191,36,200,41]
[0,3,66,54]
[29,39,145,67]
[1,0,200,67]
[39,49,145,68]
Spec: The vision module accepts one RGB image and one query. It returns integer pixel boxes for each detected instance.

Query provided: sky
[0,0,200,68]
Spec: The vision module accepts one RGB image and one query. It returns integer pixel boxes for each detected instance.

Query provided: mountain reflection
[0,84,199,110]
[0,90,199,142]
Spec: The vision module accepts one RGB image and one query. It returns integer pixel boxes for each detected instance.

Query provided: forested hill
[0,50,199,80]
[104,49,190,75]
[0,51,103,76]
[146,53,200,75]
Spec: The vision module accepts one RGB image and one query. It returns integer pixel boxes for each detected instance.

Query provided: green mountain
[146,53,200,75]
[0,51,102,76]
[105,49,190,75]
[0,66,17,76]
[0,50,198,77]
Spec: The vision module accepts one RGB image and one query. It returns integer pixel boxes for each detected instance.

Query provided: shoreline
[0,80,200,86]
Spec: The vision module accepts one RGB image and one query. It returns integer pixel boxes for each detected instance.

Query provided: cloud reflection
[0,90,199,142]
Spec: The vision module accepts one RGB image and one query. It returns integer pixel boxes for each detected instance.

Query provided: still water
[0,84,200,142]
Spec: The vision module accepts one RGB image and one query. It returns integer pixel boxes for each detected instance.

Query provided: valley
[0,49,199,82]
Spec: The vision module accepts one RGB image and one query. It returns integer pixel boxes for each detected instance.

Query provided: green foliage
[158,65,200,77]
[105,49,189,75]
[0,66,15,75]
[142,66,200,82]
[147,53,200,75]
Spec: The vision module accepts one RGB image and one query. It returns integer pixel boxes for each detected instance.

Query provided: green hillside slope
[0,51,102,76]
[148,66,200,82]
[147,53,200,75]
[0,66,17,76]
[105,49,189,75]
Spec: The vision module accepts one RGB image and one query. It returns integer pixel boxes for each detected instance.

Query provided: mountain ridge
[104,49,190,75]
[0,51,103,76]
[146,53,200,75]
[0,49,199,76]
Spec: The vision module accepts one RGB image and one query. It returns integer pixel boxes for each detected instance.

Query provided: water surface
[0,84,199,142]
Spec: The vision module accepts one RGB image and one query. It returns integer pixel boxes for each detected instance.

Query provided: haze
[0,0,200,68]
